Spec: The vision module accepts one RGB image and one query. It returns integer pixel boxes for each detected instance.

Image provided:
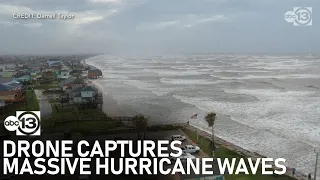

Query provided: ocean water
[86,54,320,176]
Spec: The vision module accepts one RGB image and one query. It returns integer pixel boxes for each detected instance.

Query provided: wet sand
[90,81,136,117]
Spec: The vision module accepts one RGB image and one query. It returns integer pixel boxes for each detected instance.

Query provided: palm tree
[205,112,217,156]
[133,114,148,140]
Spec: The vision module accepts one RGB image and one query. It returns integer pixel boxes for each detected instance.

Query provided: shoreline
[186,124,308,180]
[82,59,310,180]
[82,59,137,117]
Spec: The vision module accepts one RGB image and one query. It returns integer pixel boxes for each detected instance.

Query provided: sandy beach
[82,60,136,117]
[93,82,134,117]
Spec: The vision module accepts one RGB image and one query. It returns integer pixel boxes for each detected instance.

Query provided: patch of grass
[33,81,59,89]
[26,90,40,111]
[181,127,295,180]
[41,117,54,132]
[49,105,125,133]
[53,120,123,132]
[51,106,108,121]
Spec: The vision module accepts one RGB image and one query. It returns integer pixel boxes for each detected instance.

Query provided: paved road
[34,90,52,118]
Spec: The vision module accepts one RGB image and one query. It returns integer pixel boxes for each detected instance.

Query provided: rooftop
[73,78,85,84]
[0,77,15,84]
[0,90,17,95]
[16,75,31,79]
[0,84,11,91]
[70,85,97,93]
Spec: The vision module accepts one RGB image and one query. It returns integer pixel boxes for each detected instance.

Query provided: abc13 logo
[4,111,41,136]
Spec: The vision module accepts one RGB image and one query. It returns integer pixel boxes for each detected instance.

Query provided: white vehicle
[181,145,200,154]
[170,152,196,162]
[171,135,186,141]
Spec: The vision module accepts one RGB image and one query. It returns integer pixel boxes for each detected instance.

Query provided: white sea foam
[101,73,129,80]
[170,66,198,70]
[160,78,227,85]
[211,74,320,80]
[144,69,205,76]
[172,93,320,173]
[121,79,183,96]
[213,69,271,73]
[223,89,317,100]
[85,54,320,177]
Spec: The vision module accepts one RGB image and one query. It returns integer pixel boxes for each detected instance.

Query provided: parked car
[181,145,200,154]
[171,135,186,141]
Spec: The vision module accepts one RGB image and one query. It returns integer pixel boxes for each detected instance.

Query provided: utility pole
[196,117,199,140]
[315,150,319,180]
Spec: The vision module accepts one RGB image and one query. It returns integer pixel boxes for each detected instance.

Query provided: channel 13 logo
[284,7,312,26]
[4,111,41,136]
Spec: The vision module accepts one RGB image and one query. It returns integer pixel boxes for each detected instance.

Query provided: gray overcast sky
[0,0,318,55]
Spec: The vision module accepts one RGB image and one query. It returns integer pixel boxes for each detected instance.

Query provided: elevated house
[39,71,56,84]
[72,62,87,71]
[0,83,25,104]
[68,85,101,105]
[88,69,102,79]
[47,60,62,70]
[57,70,71,80]
[15,75,31,84]
[27,63,42,71]
[30,69,41,76]
[3,80,24,92]
[59,76,77,91]
[69,69,83,77]
[15,70,27,78]
[71,78,86,89]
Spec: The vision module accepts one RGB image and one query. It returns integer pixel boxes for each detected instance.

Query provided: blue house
[0,84,11,91]
[2,80,22,91]
[15,75,31,83]
[47,60,62,68]
[69,86,98,104]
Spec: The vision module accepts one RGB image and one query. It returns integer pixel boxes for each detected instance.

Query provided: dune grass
[25,90,40,111]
